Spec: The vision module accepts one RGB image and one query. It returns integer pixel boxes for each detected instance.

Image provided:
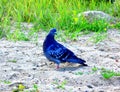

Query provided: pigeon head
[49,28,57,36]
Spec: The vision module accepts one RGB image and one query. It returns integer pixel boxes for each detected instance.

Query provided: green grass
[75,71,84,75]
[75,66,120,79]
[0,0,120,41]
[13,83,25,92]
[90,32,107,43]
[0,80,11,84]
[53,80,67,89]
[101,68,120,79]
[8,59,17,63]
[12,84,40,92]
[92,66,98,72]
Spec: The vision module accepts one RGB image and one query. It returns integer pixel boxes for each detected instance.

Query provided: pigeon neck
[47,34,55,42]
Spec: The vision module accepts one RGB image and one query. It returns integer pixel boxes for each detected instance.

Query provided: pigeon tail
[66,57,88,66]
[77,58,88,66]
[82,63,88,66]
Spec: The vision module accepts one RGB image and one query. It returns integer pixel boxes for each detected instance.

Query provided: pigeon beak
[55,32,57,35]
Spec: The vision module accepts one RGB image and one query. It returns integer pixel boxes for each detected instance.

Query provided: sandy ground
[0,29,120,92]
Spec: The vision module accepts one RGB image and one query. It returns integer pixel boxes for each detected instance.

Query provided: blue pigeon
[43,28,88,68]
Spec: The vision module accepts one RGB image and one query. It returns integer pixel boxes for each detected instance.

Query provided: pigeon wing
[47,44,68,61]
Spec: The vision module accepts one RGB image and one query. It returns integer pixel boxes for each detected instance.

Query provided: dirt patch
[0,29,120,92]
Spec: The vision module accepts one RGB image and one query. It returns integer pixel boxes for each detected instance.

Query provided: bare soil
[0,29,120,92]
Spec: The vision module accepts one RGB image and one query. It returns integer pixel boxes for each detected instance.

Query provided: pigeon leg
[56,64,60,69]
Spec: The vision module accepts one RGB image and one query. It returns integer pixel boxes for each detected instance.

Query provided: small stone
[32,67,37,70]
[99,49,104,51]
[99,91,104,92]
[9,73,18,79]
[87,85,93,88]
[36,64,40,67]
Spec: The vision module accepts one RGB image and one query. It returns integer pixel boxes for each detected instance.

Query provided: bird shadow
[57,65,88,72]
